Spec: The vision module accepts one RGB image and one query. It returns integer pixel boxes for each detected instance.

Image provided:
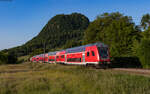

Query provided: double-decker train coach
[31,42,111,67]
[48,51,57,63]
[38,54,44,63]
[56,50,66,63]
[64,42,110,66]
[30,56,35,62]
[32,55,39,62]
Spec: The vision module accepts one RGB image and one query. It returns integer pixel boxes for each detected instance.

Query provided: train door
[82,52,85,63]
[65,54,67,63]
[85,47,92,62]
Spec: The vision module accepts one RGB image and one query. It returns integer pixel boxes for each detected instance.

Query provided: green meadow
[0,62,150,94]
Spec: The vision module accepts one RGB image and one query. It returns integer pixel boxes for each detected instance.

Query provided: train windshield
[98,47,108,59]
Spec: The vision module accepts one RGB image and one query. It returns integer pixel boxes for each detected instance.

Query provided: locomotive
[30,42,111,68]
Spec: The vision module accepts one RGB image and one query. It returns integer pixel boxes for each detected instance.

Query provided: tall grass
[0,63,150,94]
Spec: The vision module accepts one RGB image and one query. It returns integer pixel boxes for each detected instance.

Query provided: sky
[0,0,150,50]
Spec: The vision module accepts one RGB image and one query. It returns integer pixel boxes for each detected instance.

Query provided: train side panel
[56,51,65,63]
[44,54,49,62]
[66,52,83,64]
[85,45,99,64]
[48,55,56,63]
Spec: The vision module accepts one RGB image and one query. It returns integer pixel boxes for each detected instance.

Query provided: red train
[30,42,111,67]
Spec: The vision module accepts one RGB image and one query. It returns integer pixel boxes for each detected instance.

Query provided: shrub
[0,52,18,65]
[0,52,8,65]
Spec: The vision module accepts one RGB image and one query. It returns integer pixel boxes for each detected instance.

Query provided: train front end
[96,43,111,65]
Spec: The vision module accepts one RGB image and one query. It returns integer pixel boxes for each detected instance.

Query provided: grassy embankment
[0,62,150,94]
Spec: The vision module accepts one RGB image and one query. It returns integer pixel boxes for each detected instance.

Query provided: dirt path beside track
[112,68,150,77]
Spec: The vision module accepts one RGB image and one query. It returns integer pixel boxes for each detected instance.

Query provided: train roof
[45,42,108,55]
[35,54,44,57]
[65,42,108,53]
[48,51,57,56]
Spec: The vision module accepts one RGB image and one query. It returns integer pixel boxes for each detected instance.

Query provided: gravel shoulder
[112,68,150,77]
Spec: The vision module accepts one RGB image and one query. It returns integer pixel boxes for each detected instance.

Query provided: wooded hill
[1,12,150,68]
[2,13,89,57]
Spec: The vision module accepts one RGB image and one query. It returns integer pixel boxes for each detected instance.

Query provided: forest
[1,12,150,68]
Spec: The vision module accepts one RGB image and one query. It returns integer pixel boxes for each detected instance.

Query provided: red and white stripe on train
[30,42,111,66]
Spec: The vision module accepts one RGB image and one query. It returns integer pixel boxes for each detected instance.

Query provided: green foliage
[138,39,150,68]
[0,52,18,65]
[142,27,150,39]
[141,14,150,30]
[137,13,150,68]
[84,12,141,57]
[30,48,44,57]
[7,52,18,64]
[0,52,7,64]
[63,39,82,49]
[131,39,140,56]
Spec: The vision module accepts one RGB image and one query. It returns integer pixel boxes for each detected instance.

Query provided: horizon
[0,0,150,50]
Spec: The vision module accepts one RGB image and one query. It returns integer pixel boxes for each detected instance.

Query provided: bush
[111,57,142,68]
[7,53,18,64]
[0,52,8,65]
[0,52,18,65]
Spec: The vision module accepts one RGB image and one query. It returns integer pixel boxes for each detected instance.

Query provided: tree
[141,14,150,30]
[138,39,150,68]
[84,12,141,57]
[140,14,150,40]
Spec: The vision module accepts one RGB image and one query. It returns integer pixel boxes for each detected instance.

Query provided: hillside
[3,13,89,57]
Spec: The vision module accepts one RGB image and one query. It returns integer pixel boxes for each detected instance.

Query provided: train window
[87,52,90,56]
[61,55,64,58]
[92,51,95,56]
[56,56,59,58]
[49,59,55,61]
[67,58,81,62]
[98,47,108,59]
